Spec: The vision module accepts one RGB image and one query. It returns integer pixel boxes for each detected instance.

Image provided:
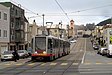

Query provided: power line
[54,0,70,20]
[45,14,112,16]
[11,0,38,15]
[71,4,112,13]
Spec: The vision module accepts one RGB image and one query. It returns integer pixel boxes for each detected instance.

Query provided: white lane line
[81,38,86,64]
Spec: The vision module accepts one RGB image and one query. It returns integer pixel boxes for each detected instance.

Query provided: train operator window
[48,39,53,49]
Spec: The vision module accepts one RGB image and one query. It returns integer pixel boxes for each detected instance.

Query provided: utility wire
[54,0,70,20]
[11,0,38,15]
[45,14,112,16]
[71,4,112,13]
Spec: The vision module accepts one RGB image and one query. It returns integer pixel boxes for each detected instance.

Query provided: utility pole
[42,14,45,35]
[67,24,69,39]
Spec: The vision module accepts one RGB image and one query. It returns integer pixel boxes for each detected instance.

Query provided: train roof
[35,35,68,42]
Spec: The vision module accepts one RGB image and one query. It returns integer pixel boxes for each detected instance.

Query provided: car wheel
[1,59,4,62]
[107,53,110,58]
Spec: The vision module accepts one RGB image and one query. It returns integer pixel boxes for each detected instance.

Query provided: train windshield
[35,37,46,51]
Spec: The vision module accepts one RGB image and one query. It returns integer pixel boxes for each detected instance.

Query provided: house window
[0,12,1,19]
[11,22,14,28]
[11,35,14,40]
[3,30,7,37]
[4,13,7,20]
[0,29,1,37]
[55,30,57,32]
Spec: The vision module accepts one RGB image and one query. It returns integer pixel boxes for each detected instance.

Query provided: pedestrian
[12,49,19,62]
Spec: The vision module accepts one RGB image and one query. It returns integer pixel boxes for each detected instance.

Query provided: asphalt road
[1,38,112,75]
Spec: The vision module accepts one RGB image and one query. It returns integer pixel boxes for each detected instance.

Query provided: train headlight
[35,51,37,53]
[43,51,47,54]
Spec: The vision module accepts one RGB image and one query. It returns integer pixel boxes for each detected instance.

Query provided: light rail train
[31,35,70,61]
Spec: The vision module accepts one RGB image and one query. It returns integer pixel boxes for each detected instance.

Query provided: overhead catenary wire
[71,4,112,13]
[54,0,70,20]
[11,0,38,15]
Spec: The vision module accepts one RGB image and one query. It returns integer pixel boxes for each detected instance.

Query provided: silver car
[1,51,14,61]
[18,50,29,59]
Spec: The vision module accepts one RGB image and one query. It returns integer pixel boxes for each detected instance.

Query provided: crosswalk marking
[84,63,91,65]
[15,63,22,66]
[5,64,11,66]
[50,63,57,65]
[107,63,112,64]
[2,62,112,67]
[41,63,46,66]
[28,63,35,66]
[72,63,78,65]
[61,63,68,65]
[95,63,103,65]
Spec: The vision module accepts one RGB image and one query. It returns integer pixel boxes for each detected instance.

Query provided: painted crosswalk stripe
[15,63,22,66]
[50,63,57,66]
[5,64,11,66]
[72,63,78,65]
[61,63,68,65]
[107,63,112,64]
[28,63,35,66]
[84,63,91,65]
[95,63,103,65]
[41,63,46,66]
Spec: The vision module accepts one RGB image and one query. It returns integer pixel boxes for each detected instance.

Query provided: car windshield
[18,50,25,53]
[4,51,13,54]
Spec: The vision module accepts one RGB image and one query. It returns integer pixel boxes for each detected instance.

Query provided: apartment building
[0,4,10,55]
[0,2,25,50]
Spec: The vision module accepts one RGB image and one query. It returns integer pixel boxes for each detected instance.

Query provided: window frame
[0,11,1,19]
[4,13,7,20]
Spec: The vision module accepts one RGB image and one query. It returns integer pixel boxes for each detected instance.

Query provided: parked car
[93,44,99,50]
[17,50,29,59]
[102,48,108,56]
[97,47,107,55]
[70,40,77,43]
[1,51,14,61]
[27,47,33,56]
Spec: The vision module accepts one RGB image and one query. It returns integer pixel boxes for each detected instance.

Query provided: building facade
[0,4,10,55]
[29,20,38,45]
[0,2,25,50]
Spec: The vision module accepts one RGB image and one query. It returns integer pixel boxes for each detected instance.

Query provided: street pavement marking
[107,62,112,65]
[61,63,68,66]
[5,64,11,66]
[15,63,22,66]
[95,62,103,65]
[28,63,35,66]
[72,63,78,65]
[84,63,91,65]
[50,63,57,66]
[41,63,46,66]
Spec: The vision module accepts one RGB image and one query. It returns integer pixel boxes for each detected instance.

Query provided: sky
[0,0,112,26]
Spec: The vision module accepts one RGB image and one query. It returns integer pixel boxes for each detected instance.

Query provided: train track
[0,38,86,75]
